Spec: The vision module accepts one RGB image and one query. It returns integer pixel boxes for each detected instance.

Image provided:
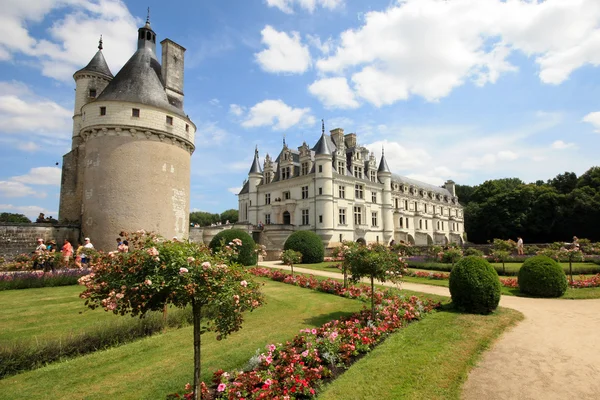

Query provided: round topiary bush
[449,256,501,314]
[209,229,257,266]
[518,255,567,297]
[283,231,324,264]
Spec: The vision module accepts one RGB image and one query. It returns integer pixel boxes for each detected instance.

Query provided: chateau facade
[59,18,196,250]
[238,127,464,247]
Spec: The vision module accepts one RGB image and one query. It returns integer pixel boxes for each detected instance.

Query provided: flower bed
[176,268,440,399]
[0,269,90,290]
[569,274,600,288]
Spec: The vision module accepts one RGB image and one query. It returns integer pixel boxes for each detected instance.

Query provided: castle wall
[59,148,81,224]
[80,135,191,250]
[0,223,80,260]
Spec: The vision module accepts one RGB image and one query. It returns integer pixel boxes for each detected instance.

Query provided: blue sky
[1,0,600,219]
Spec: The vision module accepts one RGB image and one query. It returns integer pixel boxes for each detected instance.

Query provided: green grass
[319,306,523,400]
[0,278,367,400]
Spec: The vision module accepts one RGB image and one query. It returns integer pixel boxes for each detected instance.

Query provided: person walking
[517,237,524,255]
[34,238,47,270]
[80,237,94,265]
[62,239,73,267]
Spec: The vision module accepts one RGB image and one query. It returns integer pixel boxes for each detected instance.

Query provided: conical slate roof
[313,133,332,155]
[96,47,185,117]
[378,151,391,173]
[249,148,262,174]
[75,50,113,78]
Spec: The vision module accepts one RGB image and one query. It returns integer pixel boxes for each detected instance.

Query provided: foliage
[281,249,302,275]
[345,243,407,319]
[79,231,264,400]
[0,212,31,223]
[0,306,193,378]
[463,247,484,257]
[0,269,88,291]
[392,241,415,256]
[283,231,325,264]
[439,247,463,265]
[189,211,220,227]
[209,229,257,266]
[449,256,501,314]
[219,209,239,224]
[492,238,517,252]
[518,255,567,297]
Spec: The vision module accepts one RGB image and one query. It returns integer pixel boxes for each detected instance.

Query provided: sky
[1,0,600,220]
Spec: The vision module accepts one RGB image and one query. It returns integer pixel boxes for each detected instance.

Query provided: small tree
[333,241,362,288]
[254,243,267,266]
[492,238,517,254]
[440,247,463,267]
[281,249,302,276]
[490,249,510,275]
[79,232,264,400]
[346,243,407,320]
[557,247,585,281]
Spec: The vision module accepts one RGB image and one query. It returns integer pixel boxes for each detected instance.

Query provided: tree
[0,212,31,223]
[455,184,475,206]
[219,209,238,224]
[548,171,578,194]
[345,243,406,319]
[79,232,264,400]
[189,211,220,227]
[281,249,302,276]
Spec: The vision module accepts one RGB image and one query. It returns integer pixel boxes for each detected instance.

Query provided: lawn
[0,278,367,399]
[319,305,523,400]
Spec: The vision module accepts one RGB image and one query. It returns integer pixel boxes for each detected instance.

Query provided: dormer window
[89,89,97,98]
[166,115,173,125]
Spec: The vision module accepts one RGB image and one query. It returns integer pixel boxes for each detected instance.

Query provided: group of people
[33,237,95,270]
[517,236,579,255]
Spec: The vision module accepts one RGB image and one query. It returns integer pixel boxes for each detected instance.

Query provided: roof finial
[321,119,325,135]
[255,145,259,155]
[283,134,286,147]
[146,7,151,25]
[382,145,384,156]
[98,35,103,51]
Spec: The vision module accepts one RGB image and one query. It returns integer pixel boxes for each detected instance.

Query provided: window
[89,89,97,98]
[370,171,376,182]
[355,184,364,199]
[99,106,106,116]
[185,124,189,132]
[419,220,423,229]
[132,108,140,117]
[265,193,271,205]
[302,209,309,225]
[338,185,345,199]
[339,209,346,225]
[319,215,323,223]
[424,204,428,213]
[318,165,323,173]
[318,187,323,195]
[414,201,418,211]
[442,221,444,231]
[437,221,440,230]
[281,167,291,180]
[337,161,345,174]
[283,191,290,200]
[353,166,363,179]
[166,115,173,125]
[371,212,378,227]
[371,192,377,203]
[395,198,399,208]
[425,220,428,229]
[301,162,309,175]
[404,200,408,210]
[265,214,271,224]
[406,218,409,228]
[339,234,343,242]
[399,217,403,228]
[301,186,309,199]
[354,206,363,225]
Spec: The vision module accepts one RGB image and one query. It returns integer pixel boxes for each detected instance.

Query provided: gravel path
[259,262,600,400]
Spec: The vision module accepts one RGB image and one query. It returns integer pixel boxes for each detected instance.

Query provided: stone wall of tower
[72,74,111,147]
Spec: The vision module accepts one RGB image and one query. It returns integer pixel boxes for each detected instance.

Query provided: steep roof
[378,151,391,173]
[249,148,262,174]
[313,133,332,155]
[391,174,453,197]
[75,50,113,78]
[96,47,185,117]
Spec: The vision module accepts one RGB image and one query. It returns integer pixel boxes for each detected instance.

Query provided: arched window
[283,211,291,225]
[146,32,151,40]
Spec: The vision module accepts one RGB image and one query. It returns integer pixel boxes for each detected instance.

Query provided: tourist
[33,238,47,270]
[258,221,264,229]
[517,237,524,255]
[80,237,94,265]
[121,240,129,253]
[35,213,45,223]
[75,244,83,269]
[572,236,580,250]
[62,239,73,267]
[389,239,396,248]
[116,237,123,249]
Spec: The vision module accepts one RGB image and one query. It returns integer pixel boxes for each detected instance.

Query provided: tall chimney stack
[160,39,186,109]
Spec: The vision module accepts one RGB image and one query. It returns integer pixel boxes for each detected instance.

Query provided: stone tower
[58,17,196,250]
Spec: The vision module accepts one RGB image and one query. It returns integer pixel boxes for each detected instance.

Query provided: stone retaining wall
[0,223,80,260]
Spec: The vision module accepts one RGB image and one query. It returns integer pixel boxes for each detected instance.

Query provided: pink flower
[267,344,276,352]
[233,294,240,304]
[179,267,189,274]
[115,293,124,299]
[147,247,159,257]
[187,257,195,263]
[217,383,226,392]
[144,279,152,285]
[311,328,317,335]
[201,261,211,269]
[240,280,248,287]
[265,355,273,365]
[264,379,272,386]
[302,350,309,357]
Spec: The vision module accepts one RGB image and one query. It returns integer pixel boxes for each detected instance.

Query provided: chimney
[160,39,186,109]
[444,180,456,196]
[344,133,357,148]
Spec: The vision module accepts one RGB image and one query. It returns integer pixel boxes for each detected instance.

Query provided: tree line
[457,167,600,244]
[189,209,238,227]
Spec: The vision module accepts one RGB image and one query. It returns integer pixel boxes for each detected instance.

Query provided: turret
[247,147,263,225]
[378,148,394,244]
[314,121,334,244]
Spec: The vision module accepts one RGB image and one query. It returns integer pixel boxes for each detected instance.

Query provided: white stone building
[238,126,464,247]
[59,17,196,250]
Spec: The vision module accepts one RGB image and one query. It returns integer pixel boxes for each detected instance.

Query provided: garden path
[259,261,600,400]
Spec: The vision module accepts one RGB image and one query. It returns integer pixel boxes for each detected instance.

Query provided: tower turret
[378,148,394,244]
[314,121,334,245]
[247,147,263,225]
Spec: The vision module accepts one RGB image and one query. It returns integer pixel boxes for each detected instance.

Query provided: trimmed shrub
[518,255,567,297]
[209,229,257,266]
[463,248,484,257]
[449,256,501,314]
[283,231,324,264]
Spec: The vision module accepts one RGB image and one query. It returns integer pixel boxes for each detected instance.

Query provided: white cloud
[265,0,344,14]
[583,111,600,132]
[552,140,576,150]
[194,122,233,146]
[306,34,333,55]
[241,99,316,130]
[11,167,62,186]
[314,0,600,107]
[0,204,57,220]
[404,174,445,187]
[0,0,138,82]
[308,77,360,109]
[0,181,46,198]
[229,104,245,117]
[0,81,72,138]
[16,142,40,152]
[209,98,220,106]
[365,140,431,171]
[255,25,311,74]
[227,187,242,194]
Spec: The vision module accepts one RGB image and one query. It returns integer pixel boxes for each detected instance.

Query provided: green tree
[281,249,302,276]
[0,212,31,223]
[219,209,239,224]
[455,184,475,206]
[189,211,220,227]
[79,232,264,400]
[548,171,578,194]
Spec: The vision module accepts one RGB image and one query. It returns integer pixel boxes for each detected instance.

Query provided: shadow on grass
[303,311,359,326]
